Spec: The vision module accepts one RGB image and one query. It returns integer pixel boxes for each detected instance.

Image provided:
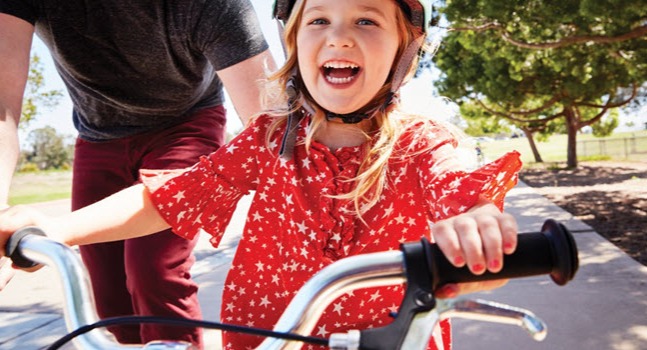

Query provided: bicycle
[5,218,578,350]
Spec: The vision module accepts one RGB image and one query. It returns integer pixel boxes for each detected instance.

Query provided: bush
[18,162,39,173]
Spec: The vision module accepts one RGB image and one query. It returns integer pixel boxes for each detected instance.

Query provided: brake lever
[331,298,547,350]
[436,298,547,341]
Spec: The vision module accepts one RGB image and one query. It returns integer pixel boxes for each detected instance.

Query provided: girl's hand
[432,198,517,275]
[0,205,51,290]
[0,205,51,259]
[431,197,518,297]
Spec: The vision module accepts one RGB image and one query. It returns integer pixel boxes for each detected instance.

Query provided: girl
[0,0,522,349]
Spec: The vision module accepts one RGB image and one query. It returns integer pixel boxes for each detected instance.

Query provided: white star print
[252,212,264,221]
[259,296,271,307]
[172,191,185,202]
[382,203,394,218]
[316,325,329,336]
[333,302,344,315]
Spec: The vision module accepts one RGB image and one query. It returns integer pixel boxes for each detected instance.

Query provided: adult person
[0,0,275,347]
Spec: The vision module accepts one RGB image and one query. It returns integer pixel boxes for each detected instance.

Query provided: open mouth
[321,61,361,85]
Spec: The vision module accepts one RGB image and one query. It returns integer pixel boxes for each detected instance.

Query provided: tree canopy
[432,0,646,167]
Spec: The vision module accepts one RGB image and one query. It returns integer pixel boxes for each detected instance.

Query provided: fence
[577,135,647,159]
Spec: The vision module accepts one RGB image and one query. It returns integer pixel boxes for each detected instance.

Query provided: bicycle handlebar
[5,227,137,350]
[423,218,578,288]
[5,219,578,350]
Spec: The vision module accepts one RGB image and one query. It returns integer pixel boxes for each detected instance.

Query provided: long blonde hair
[262,0,443,218]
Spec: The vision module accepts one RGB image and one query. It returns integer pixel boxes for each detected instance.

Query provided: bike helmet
[273,0,432,36]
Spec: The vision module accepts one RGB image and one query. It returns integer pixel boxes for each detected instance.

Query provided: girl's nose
[326,26,354,48]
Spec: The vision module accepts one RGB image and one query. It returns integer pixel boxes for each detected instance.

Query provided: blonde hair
[262,0,446,218]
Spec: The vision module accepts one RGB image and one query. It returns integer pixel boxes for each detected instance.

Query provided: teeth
[326,76,354,84]
[323,61,359,69]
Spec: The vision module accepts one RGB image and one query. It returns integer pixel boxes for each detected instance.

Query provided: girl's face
[296,0,400,115]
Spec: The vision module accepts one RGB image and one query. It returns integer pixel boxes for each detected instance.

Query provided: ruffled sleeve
[420,145,522,222]
[140,157,247,247]
[138,115,274,247]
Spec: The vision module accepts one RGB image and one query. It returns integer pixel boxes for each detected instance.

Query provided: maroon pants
[72,106,226,348]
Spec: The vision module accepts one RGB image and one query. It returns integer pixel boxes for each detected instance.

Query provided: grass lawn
[480,130,647,166]
[8,170,72,205]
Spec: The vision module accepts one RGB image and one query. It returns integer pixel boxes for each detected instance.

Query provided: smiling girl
[0,0,522,349]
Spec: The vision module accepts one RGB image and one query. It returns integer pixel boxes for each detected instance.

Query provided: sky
[20,0,646,143]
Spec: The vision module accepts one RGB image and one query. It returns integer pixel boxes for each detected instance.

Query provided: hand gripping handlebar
[358,218,579,349]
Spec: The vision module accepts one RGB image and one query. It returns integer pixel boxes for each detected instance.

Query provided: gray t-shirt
[0,0,269,141]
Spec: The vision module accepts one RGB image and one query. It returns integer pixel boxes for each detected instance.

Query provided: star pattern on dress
[140,114,523,350]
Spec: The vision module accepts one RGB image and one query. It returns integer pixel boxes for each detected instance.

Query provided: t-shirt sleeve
[418,139,522,222]
[193,0,269,70]
[139,116,272,247]
[0,0,38,24]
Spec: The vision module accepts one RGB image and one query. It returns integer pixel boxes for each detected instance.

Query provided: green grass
[8,170,72,205]
[480,130,647,166]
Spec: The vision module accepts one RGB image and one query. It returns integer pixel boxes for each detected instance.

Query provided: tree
[432,0,646,167]
[591,111,619,137]
[22,126,73,170]
[459,100,511,136]
[21,54,64,127]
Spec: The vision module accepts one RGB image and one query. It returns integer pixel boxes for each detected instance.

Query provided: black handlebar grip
[5,227,46,268]
[425,219,579,290]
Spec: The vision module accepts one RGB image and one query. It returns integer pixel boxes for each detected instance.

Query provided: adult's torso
[2,0,267,140]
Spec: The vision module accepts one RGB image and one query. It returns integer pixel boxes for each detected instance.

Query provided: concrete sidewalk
[1,182,646,349]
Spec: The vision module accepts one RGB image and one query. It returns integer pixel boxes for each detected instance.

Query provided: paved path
[0,182,646,349]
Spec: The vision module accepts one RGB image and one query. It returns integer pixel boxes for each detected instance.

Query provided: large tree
[433,0,646,167]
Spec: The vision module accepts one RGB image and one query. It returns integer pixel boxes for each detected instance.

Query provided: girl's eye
[309,18,329,25]
[357,19,377,26]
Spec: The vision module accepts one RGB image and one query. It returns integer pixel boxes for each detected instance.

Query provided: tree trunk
[564,107,579,168]
[523,128,543,163]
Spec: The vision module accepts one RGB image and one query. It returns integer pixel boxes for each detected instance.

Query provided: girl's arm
[0,184,170,252]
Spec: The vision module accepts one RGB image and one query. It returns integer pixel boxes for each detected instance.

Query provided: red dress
[141,114,522,350]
